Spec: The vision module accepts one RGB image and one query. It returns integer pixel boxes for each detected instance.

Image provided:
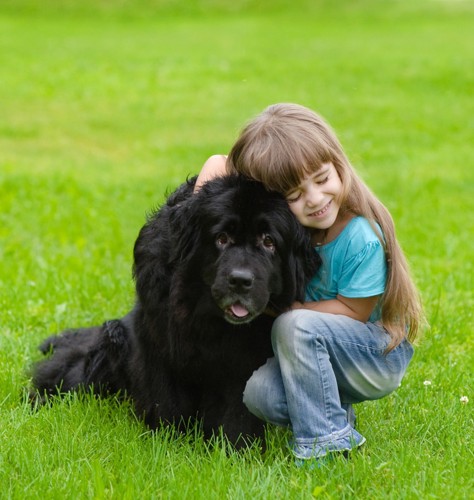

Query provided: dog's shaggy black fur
[32,175,319,445]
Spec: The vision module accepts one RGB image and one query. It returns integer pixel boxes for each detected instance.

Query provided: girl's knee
[272,309,327,353]
[273,309,308,339]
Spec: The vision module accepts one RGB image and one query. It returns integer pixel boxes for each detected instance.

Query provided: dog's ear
[133,179,197,309]
[284,221,320,304]
[133,209,173,310]
[167,196,204,265]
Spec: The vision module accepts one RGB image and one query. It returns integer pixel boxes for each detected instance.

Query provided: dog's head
[158,175,320,324]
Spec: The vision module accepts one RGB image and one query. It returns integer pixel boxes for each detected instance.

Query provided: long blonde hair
[227,103,424,350]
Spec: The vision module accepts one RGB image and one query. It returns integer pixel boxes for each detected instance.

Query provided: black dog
[32,175,319,445]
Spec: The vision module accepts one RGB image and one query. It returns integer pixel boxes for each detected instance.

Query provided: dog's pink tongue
[231,303,249,318]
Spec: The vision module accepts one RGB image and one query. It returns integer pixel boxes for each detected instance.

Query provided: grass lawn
[1,0,473,498]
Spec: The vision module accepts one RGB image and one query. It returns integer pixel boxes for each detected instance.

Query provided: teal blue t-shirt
[305,216,387,322]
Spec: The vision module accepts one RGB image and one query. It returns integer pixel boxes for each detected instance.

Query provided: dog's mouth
[224,302,254,324]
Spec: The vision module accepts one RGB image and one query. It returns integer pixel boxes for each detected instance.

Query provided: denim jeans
[243,310,414,459]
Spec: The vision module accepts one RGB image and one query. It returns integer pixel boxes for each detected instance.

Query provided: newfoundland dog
[32,175,319,445]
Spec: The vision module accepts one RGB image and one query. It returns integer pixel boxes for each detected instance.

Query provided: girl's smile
[308,200,333,219]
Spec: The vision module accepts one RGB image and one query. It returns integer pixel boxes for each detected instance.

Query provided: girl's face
[285,162,343,230]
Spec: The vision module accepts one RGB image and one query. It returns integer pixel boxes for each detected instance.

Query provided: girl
[195,103,423,464]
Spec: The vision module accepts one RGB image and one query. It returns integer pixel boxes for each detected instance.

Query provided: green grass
[1,0,473,498]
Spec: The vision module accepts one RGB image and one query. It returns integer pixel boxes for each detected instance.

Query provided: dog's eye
[216,232,230,247]
[262,234,275,251]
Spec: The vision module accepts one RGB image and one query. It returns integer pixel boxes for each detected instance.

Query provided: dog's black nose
[228,269,254,290]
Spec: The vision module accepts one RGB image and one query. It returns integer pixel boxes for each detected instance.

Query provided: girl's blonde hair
[227,103,423,351]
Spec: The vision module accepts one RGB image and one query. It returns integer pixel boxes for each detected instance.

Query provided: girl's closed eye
[316,175,329,185]
[286,191,301,203]
[313,167,331,185]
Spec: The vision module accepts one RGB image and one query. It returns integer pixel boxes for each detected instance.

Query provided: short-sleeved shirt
[305,216,387,322]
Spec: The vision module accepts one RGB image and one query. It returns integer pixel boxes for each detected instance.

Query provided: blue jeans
[243,310,414,459]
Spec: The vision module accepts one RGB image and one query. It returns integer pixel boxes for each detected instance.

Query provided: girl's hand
[291,301,305,310]
[194,155,228,192]
[264,307,279,317]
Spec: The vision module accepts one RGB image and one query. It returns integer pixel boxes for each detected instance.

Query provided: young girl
[195,103,423,464]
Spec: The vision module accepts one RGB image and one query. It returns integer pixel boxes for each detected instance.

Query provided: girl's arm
[293,295,380,323]
[194,155,228,192]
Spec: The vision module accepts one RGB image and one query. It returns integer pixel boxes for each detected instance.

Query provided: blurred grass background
[1,0,473,498]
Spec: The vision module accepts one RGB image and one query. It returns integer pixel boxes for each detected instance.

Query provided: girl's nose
[305,184,324,207]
